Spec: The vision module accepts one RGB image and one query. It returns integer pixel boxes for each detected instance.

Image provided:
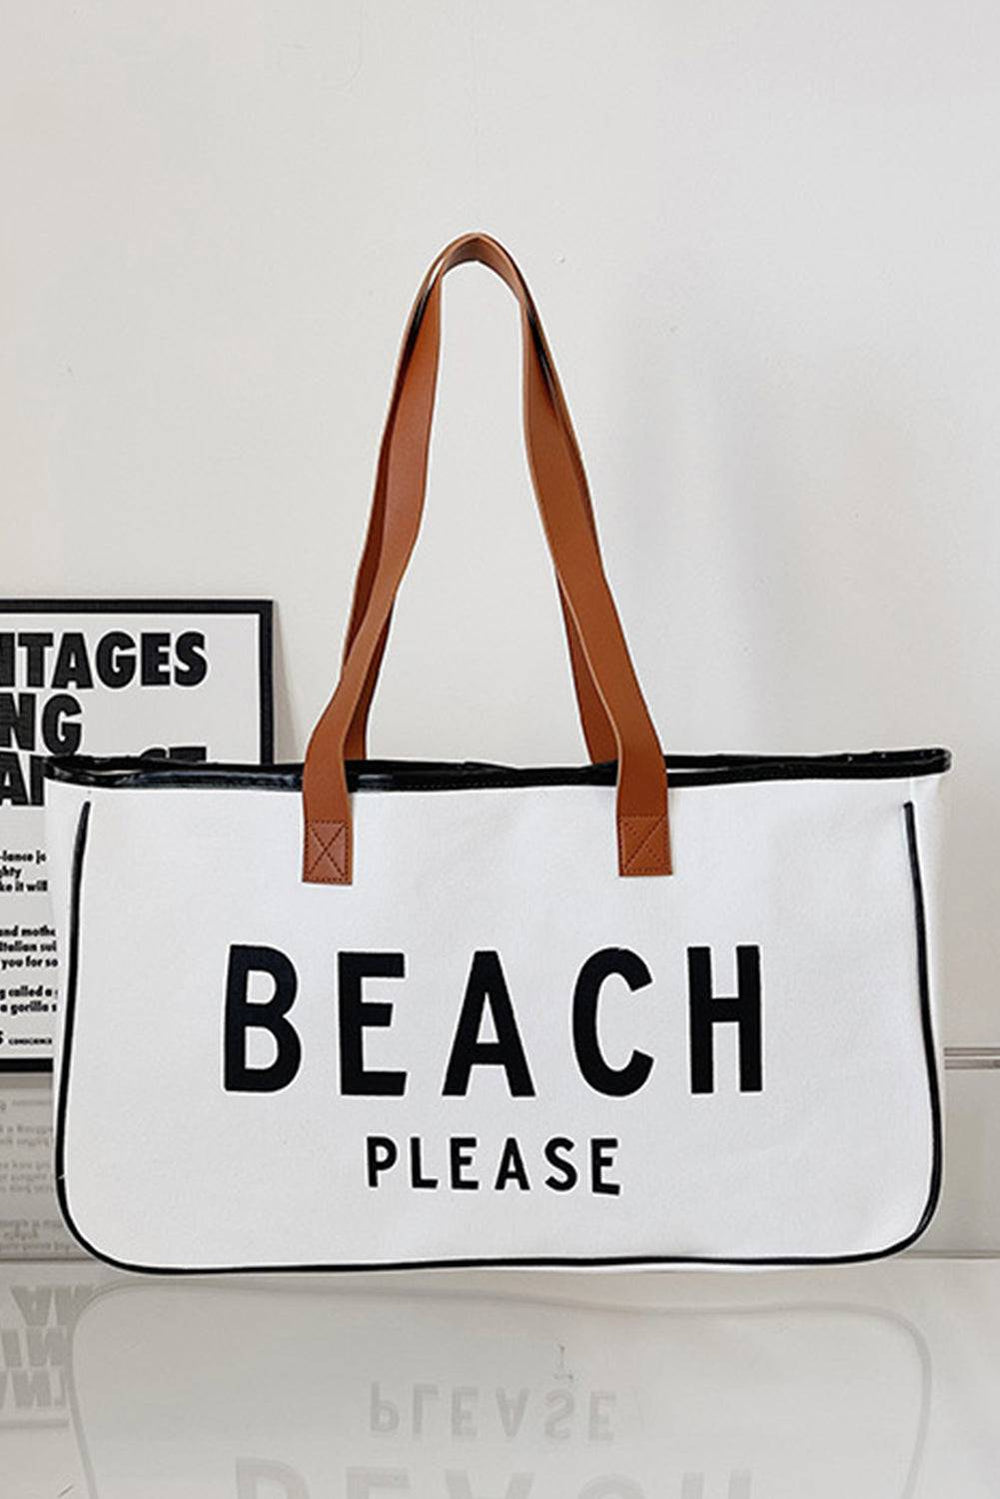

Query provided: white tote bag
[45,233,950,1274]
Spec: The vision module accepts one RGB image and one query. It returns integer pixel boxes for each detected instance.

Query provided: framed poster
[0,599,273,1072]
[0,1082,76,1257]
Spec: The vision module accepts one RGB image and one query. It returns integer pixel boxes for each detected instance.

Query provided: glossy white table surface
[2,1254,999,1498]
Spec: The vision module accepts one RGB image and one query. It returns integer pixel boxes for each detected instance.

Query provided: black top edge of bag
[44,746,951,794]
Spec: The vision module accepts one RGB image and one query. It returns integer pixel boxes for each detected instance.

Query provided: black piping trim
[53,798,91,1243]
[904,800,944,1242]
[45,746,951,794]
[53,798,943,1274]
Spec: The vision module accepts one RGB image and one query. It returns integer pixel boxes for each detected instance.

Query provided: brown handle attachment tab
[303,233,671,886]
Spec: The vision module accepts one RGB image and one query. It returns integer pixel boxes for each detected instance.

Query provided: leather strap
[303,232,671,885]
[340,249,616,763]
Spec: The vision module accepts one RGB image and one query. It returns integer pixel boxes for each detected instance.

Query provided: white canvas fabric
[44,752,947,1272]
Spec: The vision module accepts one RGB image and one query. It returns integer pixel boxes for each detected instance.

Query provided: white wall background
[2,1,997,1060]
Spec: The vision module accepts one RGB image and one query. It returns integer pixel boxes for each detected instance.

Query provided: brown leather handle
[340,246,616,763]
[303,233,671,886]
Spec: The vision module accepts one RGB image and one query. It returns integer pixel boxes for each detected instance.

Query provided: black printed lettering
[51,633,93,690]
[175,630,209,686]
[95,631,136,688]
[494,1137,531,1191]
[572,947,655,1098]
[140,632,172,685]
[223,945,301,1093]
[0,693,34,750]
[543,1136,579,1193]
[367,1137,398,1187]
[443,951,535,1098]
[591,1138,621,1196]
[688,945,763,1094]
[40,695,82,755]
[449,1136,480,1190]
[339,952,407,1096]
